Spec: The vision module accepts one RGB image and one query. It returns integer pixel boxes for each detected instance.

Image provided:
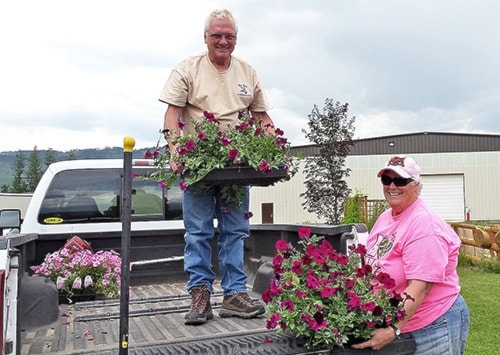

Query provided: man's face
[205,19,237,62]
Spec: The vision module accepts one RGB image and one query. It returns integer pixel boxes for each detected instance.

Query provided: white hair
[204,9,238,33]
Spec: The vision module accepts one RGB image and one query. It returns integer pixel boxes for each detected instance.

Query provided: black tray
[198,165,288,186]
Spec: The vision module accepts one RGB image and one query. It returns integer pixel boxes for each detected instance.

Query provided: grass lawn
[458,265,500,355]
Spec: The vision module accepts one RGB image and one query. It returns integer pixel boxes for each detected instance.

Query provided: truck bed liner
[20,281,314,355]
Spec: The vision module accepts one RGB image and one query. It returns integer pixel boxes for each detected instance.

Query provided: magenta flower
[266,313,281,329]
[220,135,231,146]
[306,270,320,290]
[185,140,196,152]
[228,148,239,161]
[197,131,207,141]
[236,122,250,131]
[203,111,218,123]
[281,300,295,311]
[320,286,336,298]
[376,272,396,289]
[275,239,290,252]
[291,260,303,275]
[295,289,307,299]
[244,211,253,220]
[258,160,271,173]
[297,226,312,239]
[176,146,187,157]
[144,150,155,159]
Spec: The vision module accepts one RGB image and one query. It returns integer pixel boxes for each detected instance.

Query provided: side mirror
[0,209,22,235]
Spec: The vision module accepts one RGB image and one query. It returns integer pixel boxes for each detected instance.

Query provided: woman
[352,155,470,354]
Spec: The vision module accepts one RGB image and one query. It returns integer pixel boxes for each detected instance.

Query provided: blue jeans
[182,184,250,295]
[409,294,470,354]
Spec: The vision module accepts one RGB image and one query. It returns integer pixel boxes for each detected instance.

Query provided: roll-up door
[419,174,465,221]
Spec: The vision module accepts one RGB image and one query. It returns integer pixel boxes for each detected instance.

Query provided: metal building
[249,132,500,224]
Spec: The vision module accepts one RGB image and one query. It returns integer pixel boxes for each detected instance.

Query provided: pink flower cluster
[31,241,121,299]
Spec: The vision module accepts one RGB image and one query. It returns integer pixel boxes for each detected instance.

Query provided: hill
[0,146,154,190]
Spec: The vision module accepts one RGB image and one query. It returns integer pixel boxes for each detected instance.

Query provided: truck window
[37,168,182,224]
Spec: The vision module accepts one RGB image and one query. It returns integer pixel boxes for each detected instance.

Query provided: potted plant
[144,111,298,207]
[31,236,121,302]
[262,227,413,352]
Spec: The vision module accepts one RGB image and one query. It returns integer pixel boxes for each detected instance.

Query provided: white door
[419,174,465,221]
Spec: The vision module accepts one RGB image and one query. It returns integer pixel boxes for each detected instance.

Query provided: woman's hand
[351,326,397,351]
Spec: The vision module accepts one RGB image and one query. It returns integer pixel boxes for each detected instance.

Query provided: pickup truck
[0,158,412,355]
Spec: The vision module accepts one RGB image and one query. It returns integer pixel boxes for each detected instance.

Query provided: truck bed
[20,281,314,355]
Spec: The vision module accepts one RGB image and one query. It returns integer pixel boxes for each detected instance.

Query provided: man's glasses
[380,175,413,187]
[207,32,237,41]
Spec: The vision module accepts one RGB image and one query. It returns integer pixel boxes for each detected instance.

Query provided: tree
[26,146,44,192]
[44,148,57,168]
[11,150,28,193]
[301,99,355,224]
[66,150,77,160]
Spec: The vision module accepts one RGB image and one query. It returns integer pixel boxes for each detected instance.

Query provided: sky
[1,0,499,152]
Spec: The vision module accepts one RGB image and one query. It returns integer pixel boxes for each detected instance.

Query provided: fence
[451,222,500,261]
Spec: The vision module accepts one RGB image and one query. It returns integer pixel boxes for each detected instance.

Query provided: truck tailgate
[20,281,314,355]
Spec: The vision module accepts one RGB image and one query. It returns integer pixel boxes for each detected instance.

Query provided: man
[159,9,273,325]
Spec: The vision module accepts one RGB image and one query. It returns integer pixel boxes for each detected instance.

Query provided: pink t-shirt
[367,198,461,332]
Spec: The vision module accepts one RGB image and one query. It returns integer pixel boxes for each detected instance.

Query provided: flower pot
[59,287,96,304]
[198,165,288,186]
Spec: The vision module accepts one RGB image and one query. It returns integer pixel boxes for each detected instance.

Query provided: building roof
[291,131,500,157]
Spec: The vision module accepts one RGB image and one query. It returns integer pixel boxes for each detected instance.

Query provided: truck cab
[21,159,183,235]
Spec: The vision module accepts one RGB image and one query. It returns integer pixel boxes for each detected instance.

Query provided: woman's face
[381,171,420,215]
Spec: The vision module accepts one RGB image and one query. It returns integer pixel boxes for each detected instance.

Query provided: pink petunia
[220,136,231,146]
[275,239,290,251]
[197,131,207,141]
[258,160,270,172]
[228,148,239,160]
[203,111,217,123]
[185,140,196,152]
[297,226,312,239]
[177,147,187,157]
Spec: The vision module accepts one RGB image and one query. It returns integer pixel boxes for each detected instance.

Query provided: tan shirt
[159,52,271,135]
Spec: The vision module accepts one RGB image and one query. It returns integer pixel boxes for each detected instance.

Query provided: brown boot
[185,284,213,325]
[219,292,265,319]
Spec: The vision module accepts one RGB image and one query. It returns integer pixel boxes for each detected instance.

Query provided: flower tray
[198,165,288,187]
[329,335,416,354]
[59,287,96,304]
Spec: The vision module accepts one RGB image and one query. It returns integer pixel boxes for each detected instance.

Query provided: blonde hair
[204,9,238,33]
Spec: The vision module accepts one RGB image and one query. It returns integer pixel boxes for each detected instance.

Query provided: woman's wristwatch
[389,324,401,338]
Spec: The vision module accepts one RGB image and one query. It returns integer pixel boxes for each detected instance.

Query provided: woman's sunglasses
[380,175,414,187]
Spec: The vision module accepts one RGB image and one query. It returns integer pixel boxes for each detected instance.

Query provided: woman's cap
[377,155,420,181]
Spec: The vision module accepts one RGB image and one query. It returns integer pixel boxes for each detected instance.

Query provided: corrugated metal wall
[251,133,500,224]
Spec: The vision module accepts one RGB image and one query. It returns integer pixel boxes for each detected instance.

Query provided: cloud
[1,0,500,152]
